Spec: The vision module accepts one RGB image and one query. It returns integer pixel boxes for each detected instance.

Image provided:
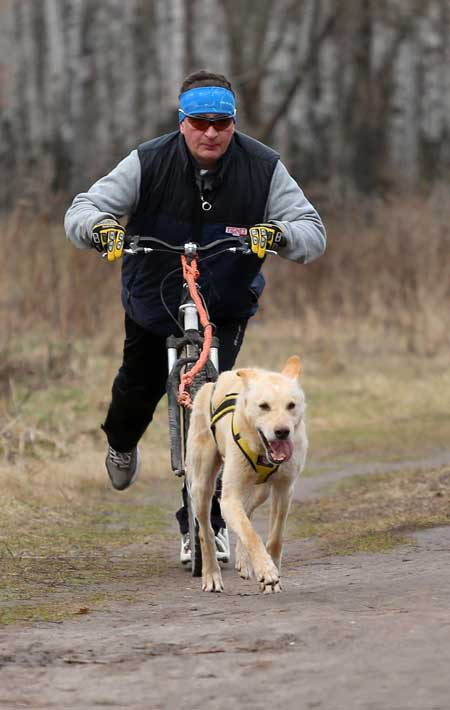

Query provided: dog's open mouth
[258,429,293,465]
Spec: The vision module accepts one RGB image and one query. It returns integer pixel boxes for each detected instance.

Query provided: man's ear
[281,355,302,380]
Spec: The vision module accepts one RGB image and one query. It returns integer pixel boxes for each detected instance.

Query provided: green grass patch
[238,324,450,473]
[305,364,450,471]
[0,486,173,625]
[0,593,121,626]
[289,465,450,556]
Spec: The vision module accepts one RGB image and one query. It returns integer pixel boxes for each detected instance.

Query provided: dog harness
[210,392,279,484]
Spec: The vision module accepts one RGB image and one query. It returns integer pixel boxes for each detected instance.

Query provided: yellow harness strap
[210,392,278,485]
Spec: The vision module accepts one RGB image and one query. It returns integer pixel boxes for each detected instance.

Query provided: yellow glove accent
[92,220,126,262]
[248,223,283,259]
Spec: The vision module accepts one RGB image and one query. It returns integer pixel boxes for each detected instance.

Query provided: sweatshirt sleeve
[64,150,141,249]
[264,160,326,263]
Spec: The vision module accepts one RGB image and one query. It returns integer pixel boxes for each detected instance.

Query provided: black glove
[91,219,126,262]
[248,223,285,259]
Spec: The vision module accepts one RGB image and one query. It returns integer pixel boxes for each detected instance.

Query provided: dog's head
[236,356,305,465]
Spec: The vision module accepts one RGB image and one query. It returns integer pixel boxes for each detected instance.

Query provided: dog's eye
[287,401,296,411]
[259,402,271,411]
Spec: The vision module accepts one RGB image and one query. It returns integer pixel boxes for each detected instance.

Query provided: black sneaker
[105,445,141,491]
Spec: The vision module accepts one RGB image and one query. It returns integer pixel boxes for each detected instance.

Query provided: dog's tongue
[269,439,293,463]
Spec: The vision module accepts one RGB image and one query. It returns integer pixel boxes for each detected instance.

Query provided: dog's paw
[202,569,224,593]
[235,556,253,580]
[261,579,282,594]
[255,559,281,594]
[235,543,253,579]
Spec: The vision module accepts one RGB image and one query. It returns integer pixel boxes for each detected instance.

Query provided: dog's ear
[281,355,302,380]
[236,368,257,385]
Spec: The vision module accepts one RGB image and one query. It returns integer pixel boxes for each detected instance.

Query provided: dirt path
[1,464,450,710]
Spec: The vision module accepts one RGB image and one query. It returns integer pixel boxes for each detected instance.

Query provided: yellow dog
[186,356,307,593]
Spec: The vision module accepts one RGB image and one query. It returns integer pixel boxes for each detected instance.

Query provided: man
[64,69,326,563]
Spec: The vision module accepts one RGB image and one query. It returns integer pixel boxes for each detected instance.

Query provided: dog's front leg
[190,473,224,593]
[266,480,295,572]
[221,493,281,593]
[235,486,270,580]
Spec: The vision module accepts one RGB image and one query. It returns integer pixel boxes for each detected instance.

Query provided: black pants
[102,314,248,533]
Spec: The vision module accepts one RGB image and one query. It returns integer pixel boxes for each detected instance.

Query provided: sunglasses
[183,114,234,132]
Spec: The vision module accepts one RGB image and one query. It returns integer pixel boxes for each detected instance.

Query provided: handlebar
[122,234,286,258]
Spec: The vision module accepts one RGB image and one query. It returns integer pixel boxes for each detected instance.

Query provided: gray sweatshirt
[64,149,326,264]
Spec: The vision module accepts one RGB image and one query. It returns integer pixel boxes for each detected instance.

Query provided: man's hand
[91,219,126,262]
[248,223,284,259]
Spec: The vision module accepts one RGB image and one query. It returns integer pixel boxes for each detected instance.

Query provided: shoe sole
[108,448,141,491]
[216,555,230,563]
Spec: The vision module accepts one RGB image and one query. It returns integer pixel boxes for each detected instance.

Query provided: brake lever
[122,238,154,255]
[228,246,279,256]
[228,246,251,255]
[123,247,154,255]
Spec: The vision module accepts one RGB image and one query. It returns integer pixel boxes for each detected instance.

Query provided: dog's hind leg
[186,384,223,592]
[190,464,223,592]
[266,480,295,572]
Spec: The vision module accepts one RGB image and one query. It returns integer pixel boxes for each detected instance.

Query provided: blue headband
[178,86,236,123]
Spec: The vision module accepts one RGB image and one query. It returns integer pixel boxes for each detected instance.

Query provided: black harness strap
[210,392,239,441]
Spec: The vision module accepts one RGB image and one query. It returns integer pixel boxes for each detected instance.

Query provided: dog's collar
[210,392,279,484]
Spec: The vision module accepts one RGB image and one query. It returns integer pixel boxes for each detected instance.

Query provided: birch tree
[0,0,449,210]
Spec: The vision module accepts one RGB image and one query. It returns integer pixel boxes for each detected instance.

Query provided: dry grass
[289,465,450,556]
[2,201,121,340]
[0,477,173,625]
[263,186,450,355]
[0,335,171,509]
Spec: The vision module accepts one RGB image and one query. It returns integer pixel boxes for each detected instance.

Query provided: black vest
[122,131,279,335]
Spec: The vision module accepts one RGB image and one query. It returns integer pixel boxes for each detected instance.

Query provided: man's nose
[204,124,219,137]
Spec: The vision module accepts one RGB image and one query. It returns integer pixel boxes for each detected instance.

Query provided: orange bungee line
[177,255,213,408]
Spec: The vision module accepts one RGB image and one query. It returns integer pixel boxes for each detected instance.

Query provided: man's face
[180,114,235,168]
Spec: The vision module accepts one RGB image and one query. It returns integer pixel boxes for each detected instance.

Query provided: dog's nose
[274,428,290,440]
